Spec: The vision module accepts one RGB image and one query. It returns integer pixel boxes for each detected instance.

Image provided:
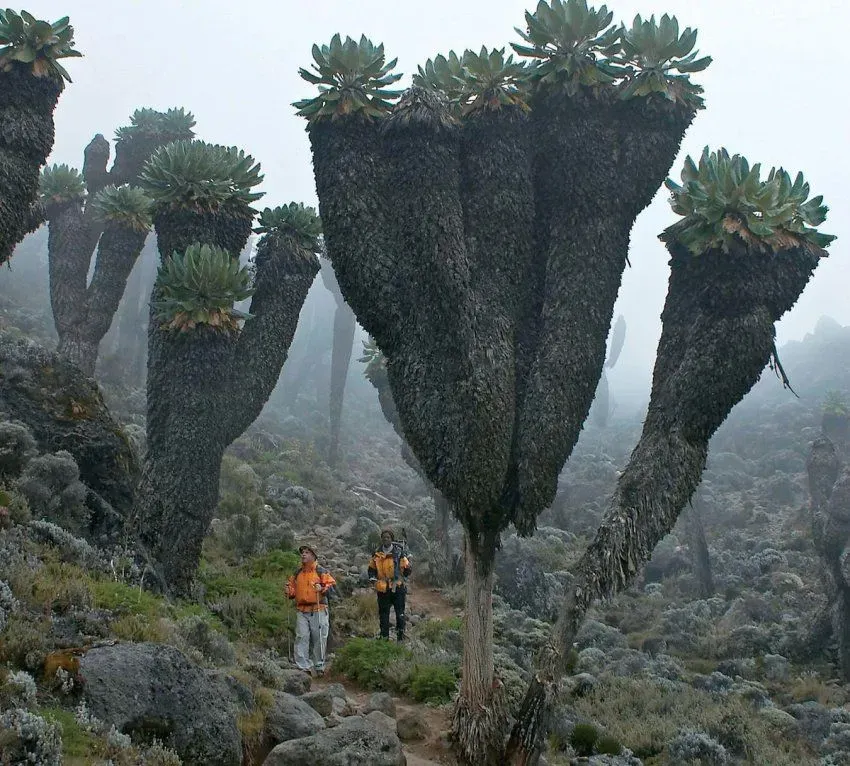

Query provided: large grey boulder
[0,335,138,541]
[79,642,244,766]
[264,691,326,744]
[263,715,406,766]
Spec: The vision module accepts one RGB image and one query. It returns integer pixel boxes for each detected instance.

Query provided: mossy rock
[0,334,139,540]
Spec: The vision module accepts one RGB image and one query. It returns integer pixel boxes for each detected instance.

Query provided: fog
[35,0,850,409]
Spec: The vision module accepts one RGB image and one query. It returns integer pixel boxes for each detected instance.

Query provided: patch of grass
[333,637,411,690]
[570,723,599,757]
[38,706,100,758]
[332,591,378,638]
[199,553,296,647]
[417,616,462,644]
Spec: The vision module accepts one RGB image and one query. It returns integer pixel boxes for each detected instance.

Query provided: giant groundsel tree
[41,108,195,375]
[505,150,835,764]
[132,139,321,591]
[0,9,80,267]
[296,5,710,762]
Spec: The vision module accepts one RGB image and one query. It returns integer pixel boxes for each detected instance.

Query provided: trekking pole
[315,581,326,673]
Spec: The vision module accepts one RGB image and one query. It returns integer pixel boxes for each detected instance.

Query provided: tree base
[451,685,509,766]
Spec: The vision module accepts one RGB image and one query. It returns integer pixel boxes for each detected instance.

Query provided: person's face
[381,532,393,546]
[301,549,315,564]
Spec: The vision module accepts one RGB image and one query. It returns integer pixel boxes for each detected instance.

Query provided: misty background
[17,0,850,415]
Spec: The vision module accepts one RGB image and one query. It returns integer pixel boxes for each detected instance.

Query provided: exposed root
[451,685,509,766]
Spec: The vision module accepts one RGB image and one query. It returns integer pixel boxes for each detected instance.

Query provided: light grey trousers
[294,610,329,671]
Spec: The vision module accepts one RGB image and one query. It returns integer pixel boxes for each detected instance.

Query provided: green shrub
[408,663,457,703]
[597,735,623,755]
[38,706,99,758]
[248,549,301,578]
[333,638,411,690]
[570,723,599,757]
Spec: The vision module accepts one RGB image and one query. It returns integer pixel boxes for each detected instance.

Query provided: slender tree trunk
[327,299,356,466]
[686,501,714,598]
[0,65,62,267]
[451,533,507,766]
[505,243,821,764]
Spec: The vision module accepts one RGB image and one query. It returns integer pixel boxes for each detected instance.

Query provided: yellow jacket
[368,548,411,593]
[286,561,336,612]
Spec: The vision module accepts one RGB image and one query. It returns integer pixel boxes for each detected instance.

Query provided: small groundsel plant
[254,202,323,256]
[39,163,85,207]
[153,242,254,332]
[140,139,263,212]
[0,9,81,83]
[664,147,836,255]
[91,185,153,232]
[114,106,196,144]
[293,33,403,120]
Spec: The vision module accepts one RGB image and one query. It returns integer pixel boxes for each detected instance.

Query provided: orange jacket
[286,561,336,612]
[368,549,411,593]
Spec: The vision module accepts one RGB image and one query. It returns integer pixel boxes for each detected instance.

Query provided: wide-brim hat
[298,545,318,558]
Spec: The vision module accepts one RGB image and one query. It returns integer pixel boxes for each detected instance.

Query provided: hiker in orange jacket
[287,544,336,675]
[368,528,411,641]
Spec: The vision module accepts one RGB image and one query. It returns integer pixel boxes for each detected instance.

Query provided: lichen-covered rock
[0,335,138,540]
[264,691,326,744]
[79,642,244,766]
[262,715,406,766]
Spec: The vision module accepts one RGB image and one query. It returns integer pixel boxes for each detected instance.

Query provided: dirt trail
[311,581,461,765]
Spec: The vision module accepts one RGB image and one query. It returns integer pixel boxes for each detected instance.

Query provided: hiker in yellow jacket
[287,544,336,676]
[368,528,411,641]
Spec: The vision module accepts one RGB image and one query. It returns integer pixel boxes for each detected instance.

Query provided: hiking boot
[316,669,325,678]
[396,633,405,642]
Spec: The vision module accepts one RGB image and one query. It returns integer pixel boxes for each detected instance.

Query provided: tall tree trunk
[327,294,356,467]
[451,533,507,766]
[133,210,318,591]
[685,501,714,598]
[0,66,62,267]
[505,243,821,765]
[435,491,452,567]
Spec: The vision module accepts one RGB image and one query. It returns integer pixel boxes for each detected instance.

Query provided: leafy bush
[333,638,411,690]
[408,663,457,704]
[0,708,63,765]
[0,485,31,528]
[570,722,599,757]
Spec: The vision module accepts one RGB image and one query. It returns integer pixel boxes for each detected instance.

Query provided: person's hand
[313,583,323,591]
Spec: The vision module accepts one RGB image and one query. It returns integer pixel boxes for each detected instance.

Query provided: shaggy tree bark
[133,209,319,593]
[505,242,822,765]
[310,88,693,765]
[0,65,63,267]
[45,132,165,375]
[321,258,356,467]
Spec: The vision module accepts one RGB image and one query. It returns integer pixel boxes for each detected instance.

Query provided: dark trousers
[377,588,406,639]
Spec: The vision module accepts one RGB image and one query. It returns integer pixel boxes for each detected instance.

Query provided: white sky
[35,0,849,396]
